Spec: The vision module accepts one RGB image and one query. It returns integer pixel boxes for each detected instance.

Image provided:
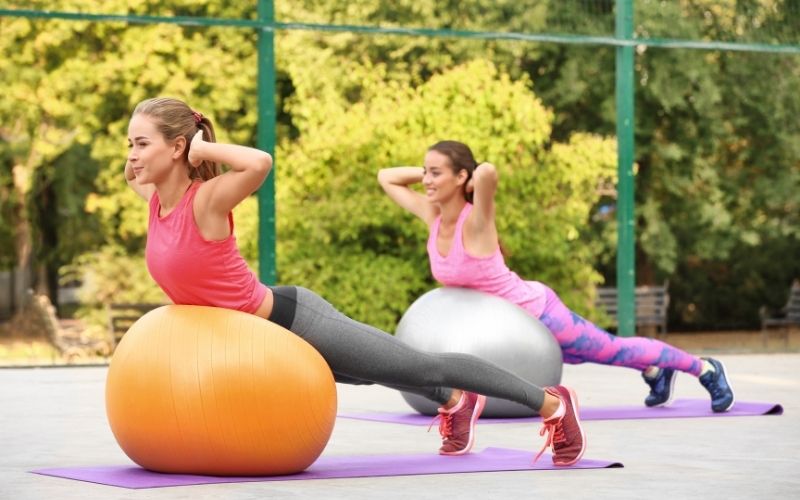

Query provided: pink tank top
[146,182,268,313]
[427,203,546,318]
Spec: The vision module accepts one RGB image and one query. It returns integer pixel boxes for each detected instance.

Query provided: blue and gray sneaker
[699,357,735,412]
[642,368,676,407]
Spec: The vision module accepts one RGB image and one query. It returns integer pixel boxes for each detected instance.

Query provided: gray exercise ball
[395,287,563,417]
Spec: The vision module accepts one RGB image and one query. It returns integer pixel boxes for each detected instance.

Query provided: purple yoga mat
[338,399,783,426]
[31,447,621,489]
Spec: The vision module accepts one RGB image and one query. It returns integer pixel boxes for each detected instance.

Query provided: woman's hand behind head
[187,130,205,168]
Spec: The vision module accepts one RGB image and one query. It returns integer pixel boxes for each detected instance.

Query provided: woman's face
[126,114,179,185]
[422,150,466,203]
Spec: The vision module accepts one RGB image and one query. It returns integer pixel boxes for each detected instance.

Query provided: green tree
[3,0,796,333]
[1,0,260,312]
[520,2,800,328]
[278,60,616,331]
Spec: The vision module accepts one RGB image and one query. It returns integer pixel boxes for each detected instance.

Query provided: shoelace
[428,409,454,439]
[534,418,565,463]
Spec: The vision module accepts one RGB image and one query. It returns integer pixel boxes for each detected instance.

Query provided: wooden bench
[760,281,800,348]
[595,282,670,336]
[106,303,164,347]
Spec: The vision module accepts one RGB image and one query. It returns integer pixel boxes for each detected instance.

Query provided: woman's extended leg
[288,287,546,409]
[329,373,454,406]
[270,286,585,464]
[538,286,734,412]
[538,286,703,375]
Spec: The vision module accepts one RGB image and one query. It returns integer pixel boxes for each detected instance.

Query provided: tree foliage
[1,0,259,293]
[0,0,798,333]
[498,1,800,328]
[277,60,616,330]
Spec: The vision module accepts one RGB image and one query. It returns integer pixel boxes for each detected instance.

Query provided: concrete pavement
[1,353,797,499]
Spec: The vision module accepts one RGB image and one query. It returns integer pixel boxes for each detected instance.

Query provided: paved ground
[1,353,797,499]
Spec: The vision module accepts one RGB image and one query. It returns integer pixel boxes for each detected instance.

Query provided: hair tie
[191,110,203,124]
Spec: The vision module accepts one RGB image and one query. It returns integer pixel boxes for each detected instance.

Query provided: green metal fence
[2,0,798,336]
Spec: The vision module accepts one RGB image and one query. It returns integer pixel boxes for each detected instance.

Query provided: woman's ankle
[540,391,563,420]
[443,389,463,409]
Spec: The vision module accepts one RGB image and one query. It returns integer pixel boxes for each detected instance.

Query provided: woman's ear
[456,168,469,186]
[172,136,187,160]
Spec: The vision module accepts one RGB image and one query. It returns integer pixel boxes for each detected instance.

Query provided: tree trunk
[11,163,33,315]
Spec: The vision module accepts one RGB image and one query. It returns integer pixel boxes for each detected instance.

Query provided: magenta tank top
[145,182,268,313]
[427,203,546,318]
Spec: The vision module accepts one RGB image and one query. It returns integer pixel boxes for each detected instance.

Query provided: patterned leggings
[538,286,703,376]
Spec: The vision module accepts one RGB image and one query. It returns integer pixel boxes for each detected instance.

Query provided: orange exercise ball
[105,305,337,476]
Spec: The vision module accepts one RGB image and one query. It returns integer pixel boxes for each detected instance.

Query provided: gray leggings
[277,286,546,410]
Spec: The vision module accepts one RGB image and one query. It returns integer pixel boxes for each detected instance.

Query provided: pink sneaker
[430,392,487,455]
[535,385,586,466]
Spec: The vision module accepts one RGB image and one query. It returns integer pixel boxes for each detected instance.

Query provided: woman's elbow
[255,153,273,178]
[377,168,397,188]
[474,162,498,184]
